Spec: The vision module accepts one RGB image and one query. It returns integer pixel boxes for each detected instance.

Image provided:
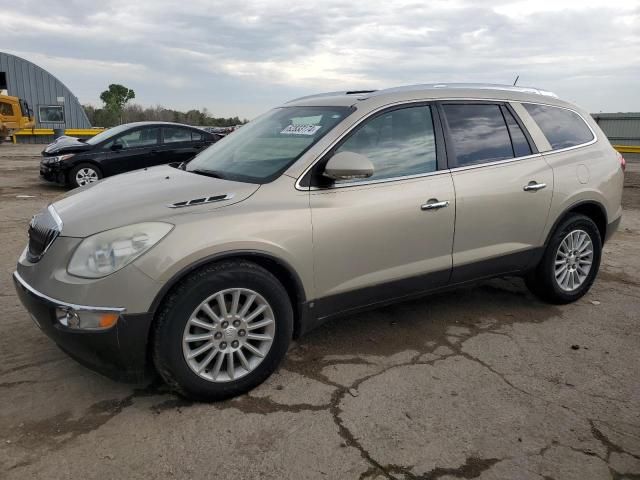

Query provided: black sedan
[40,122,219,187]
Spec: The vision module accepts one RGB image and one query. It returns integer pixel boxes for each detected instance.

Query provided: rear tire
[70,162,102,188]
[526,214,601,304]
[152,260,293,401]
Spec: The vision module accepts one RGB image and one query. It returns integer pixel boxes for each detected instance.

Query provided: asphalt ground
[1,144,639,479]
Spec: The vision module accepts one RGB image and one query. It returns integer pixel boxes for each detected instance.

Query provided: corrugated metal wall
[592,113,640,146]
[0,51,91,143]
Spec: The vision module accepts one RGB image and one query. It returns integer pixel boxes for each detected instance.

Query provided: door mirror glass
[323,151,374,181]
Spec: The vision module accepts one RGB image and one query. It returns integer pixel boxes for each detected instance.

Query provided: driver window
[334,105,437,183]
[106,128,160,150]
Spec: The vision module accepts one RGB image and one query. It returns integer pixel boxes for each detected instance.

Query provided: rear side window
[442,104,514,167]
[192,131,203,141]
[333,105,437,183]
[523,103,594,150]
[163,127,192,144]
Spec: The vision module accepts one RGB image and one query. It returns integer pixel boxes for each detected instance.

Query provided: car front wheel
[70,163,102,187]
[152,260,293,401]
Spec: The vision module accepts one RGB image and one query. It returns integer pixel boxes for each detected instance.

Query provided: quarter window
[333,105,437,183]
[523,103,594,150]
[442,104,514,167]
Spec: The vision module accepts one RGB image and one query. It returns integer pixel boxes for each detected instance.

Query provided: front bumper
[13,271,153,382]
[39,161,67,184]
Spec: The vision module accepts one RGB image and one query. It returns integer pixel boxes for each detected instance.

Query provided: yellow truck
[0,94,35,143]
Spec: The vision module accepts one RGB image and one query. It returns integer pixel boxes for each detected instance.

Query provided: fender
[147,249,307,316]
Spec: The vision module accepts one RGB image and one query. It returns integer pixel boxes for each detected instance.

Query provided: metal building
[0,51,91,143]
[592,113,640,148]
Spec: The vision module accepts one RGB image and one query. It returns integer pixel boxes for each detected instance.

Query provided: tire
[526,214,602,304]
[70,162,102,188]
[152,260,294,401]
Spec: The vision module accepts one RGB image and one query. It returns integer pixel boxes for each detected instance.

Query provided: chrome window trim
[309,169,448,190]
[13,271,126,313]
[447,152,543,174]
[294,97,598,191]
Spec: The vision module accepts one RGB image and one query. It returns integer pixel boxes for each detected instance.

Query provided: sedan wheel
[75,167,99,186]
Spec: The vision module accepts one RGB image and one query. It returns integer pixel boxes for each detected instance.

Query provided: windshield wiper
[190,169,227,179]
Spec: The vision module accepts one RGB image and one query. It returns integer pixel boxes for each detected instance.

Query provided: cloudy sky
[1,0,638,118]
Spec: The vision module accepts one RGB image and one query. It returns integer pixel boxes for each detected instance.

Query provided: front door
[439,102,554,282]
[308,104,455,318]
[102,126,161,175]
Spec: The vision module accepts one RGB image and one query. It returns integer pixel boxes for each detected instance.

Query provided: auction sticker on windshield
[280,125,322,135]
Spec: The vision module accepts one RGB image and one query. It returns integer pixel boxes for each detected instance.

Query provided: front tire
[152,261,293,401]
[526,214,602,304]
[70,162,102,187]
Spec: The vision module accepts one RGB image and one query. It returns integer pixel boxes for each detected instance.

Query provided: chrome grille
[27,206,62,262]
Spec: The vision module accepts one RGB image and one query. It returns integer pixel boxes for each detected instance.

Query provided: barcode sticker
[280,125,322,135]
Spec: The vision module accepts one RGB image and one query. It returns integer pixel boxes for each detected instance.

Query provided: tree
[99,84,135,124]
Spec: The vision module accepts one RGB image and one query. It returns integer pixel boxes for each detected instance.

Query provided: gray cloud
[0,0,638,117]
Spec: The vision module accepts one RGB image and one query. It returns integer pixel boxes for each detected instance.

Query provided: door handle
[523,182,546,192]
[421,200,450,211]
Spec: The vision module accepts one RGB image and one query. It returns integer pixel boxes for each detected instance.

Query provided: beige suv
[13,84,625,400]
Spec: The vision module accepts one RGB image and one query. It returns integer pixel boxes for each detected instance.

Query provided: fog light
[56,308,120,330]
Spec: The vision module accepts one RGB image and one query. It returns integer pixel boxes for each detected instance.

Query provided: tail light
[617,151,626,171]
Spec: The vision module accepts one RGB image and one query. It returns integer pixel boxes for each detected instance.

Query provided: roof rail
[285,90,377,104]
[371,83,558,98]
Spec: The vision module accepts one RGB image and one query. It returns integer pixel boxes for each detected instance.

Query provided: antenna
[513,75,519,86]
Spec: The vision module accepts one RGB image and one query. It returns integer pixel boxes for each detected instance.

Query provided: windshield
[186,106,353,183]
[85,124,132,145]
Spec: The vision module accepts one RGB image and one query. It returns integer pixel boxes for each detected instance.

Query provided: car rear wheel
[70,163,102,187]
[152,260,293,401]
[526,214,602,304]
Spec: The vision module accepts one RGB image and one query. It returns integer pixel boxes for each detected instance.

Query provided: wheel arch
[148,250,309,338]
[545,200,608,247]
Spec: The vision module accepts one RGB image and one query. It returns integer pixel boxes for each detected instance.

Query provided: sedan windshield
[85,124,132,145]
[186,106,353,183]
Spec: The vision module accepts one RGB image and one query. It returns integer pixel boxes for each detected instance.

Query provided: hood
[53,166,260,237]
[43,136,93,155]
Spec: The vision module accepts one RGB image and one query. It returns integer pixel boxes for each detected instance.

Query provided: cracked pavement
[1,145,639,479]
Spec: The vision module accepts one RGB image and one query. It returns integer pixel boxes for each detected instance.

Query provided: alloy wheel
[75,167,99,186]
[182,288,276,383]
[554,229,594,291]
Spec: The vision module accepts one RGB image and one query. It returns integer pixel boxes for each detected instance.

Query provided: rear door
[439,102,553,282]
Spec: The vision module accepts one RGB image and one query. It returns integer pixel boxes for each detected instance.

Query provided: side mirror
[111,143,123,151]
[323,151,374,181]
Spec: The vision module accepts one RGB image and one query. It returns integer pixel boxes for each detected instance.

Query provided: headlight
[49,153,75,164]
[68,222,173,278]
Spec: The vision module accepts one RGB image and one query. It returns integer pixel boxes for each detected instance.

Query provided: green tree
[99,84,135,124]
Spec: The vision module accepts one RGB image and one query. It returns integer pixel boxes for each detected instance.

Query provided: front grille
[27,206,62,262]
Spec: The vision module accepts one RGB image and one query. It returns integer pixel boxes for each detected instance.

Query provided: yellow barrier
[613,145,640,154]
[10,128,105,143]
